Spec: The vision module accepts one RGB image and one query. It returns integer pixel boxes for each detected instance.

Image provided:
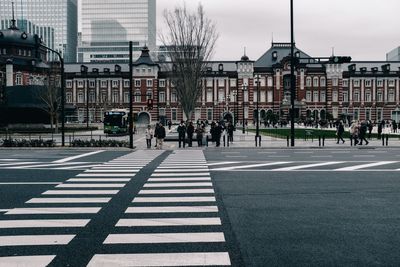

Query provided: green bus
[104,110,129,134]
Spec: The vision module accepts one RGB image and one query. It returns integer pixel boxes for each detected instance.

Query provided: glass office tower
[0,0,77,63]
[78,0,156,63]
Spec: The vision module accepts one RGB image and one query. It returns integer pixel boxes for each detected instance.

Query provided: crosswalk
[87,150,231,266]
[0,150,162,266]
[209,161,400,171]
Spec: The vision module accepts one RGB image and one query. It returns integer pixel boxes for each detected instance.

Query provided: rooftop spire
[9,2,19,30]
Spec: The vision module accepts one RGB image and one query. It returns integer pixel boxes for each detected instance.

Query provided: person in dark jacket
[377,121,383,140]
[196,124,204,147]
[214,122,223,147]
[177,120,186,148]
[155,122,166,149]
[186,121,195,147]
[153,123,160,148]
[336,121,345,144]
[359,121,369,145]
[227,121,234,143]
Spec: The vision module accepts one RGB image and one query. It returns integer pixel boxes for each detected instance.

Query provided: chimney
[6,59,14,86]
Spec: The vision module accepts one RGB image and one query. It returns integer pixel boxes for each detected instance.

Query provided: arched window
[306,77,312,87]
[313,77,319,87]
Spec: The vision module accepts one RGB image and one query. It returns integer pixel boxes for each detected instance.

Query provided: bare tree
[160,3,218,120]
[36,77,61,132]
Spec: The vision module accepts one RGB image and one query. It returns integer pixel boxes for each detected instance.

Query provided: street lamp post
[129,41,134,149]
[39,43,65,147]
[290,0,296,146]
[242,85,247,134]
[255,75,260,146]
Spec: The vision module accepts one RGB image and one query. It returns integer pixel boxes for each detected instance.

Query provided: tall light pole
[290,0,296,146]
[255,75,260,142]
[39,42,65,146]
[129,41,134,149]
[242,85,247,133]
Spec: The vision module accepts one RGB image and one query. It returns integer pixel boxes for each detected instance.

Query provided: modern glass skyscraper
[78,0,156,63]
[0,0,77,63]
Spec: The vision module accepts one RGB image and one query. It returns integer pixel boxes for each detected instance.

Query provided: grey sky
[78,0,400,61]
[157,0,400,61]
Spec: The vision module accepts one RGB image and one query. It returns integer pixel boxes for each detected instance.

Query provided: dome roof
[241,54,250,61]
[0,23,40,47]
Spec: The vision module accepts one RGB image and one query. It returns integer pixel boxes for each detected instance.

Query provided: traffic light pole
[290,0,295,147]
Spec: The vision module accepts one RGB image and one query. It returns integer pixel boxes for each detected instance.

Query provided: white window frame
[66,80,73,88]
[101,80,107,88]
[135,79,141,87]
[159,91,165,103]
[77,92,84,103]
[159,79,166,87]
[123,91,129,103]
[313,77,319,87]
[66,92,73,103]
[320,77,326,87]
[112,91,119,103]
[332,91,338,102]
[147,79,153,87]
[112,80,119,88]
[124,80,130,88]
[206,89,213,102]
[306,77,312,87]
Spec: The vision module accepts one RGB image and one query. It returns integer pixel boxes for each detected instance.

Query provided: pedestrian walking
[177,120,186,148]
[349,121,359,146]
[155,122,166,149]
[196,124,204,147]
[145,125,153,149]
[153,123,160,148]
[368,120,373,139]
[227,121,234,143]
[215,122,223,147]
[336,121,345,144]
[187,121,194,147]
[168,120,172,130]
[378,121,383,140]
[358,121,369,145]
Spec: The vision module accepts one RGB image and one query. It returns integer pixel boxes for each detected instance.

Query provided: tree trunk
[185,110,193,122]
[54,113,59,134]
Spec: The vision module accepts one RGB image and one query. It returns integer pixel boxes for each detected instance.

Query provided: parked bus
[104,109,137,134]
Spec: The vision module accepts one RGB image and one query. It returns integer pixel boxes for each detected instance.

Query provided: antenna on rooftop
[10,2,17,29]
[271,32,274,44]
[331,47,335,56]
[20,0,24,31]
[244,46,246,56]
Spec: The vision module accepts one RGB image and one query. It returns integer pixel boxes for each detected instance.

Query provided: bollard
[350,136,353,146]
[223,135,226,147]
[322,135,325,147]
[206,136,208,147]
[386,135,389,146]
[91,130,93,140]
[318,135,321,147]
[258,135,262,147]
[255,135,258,147]
[382,134,385,146]
[227,135,229,147]
[287,136,289,147]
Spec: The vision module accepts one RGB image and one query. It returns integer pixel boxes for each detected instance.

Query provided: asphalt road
[0,148,399,266]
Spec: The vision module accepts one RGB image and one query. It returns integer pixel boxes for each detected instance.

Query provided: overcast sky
[79,0,400,61]
[157,0,400,61]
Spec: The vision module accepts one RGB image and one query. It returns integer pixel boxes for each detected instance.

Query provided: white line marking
[0,162,37,167]
[212,162,291,171]
[56,183,125,188]
[0,235,75,246]
[151,173,210,177]
[0,219,90,228]
[77,173,135,177]
[336,161,397,171]
[144,182,213,187]
[67,178,130,182]
[273,162,344,171]
[42,190,119,195]
[53,150,105,163]
[0,255,56,267]
[125,206,218,213]
[157,166,209,169]
[0,209,10,212]
[104,232,225,244]
[148,178,211,182]
[139,189,214,194]
[5,207,101,215]
[133,197,216,203]
[84,169,140,173]
[10,162,88,169]
[0,182,61,185]
[56,164,101,170]
[154,169,210,172]
[26,198,111,203]
[206,161,238,166]
[87,252,231,267]
[116,218,221,227]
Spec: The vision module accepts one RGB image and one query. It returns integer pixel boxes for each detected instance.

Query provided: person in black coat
[227,121,234,143]
[214,122,223,147]
[177,120,186,148]
[359,121,369,145]
[186,121,194,147]
[155,122,166,149]
[336,121,345,144]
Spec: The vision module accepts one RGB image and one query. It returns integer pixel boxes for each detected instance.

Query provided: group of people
[336,119,398,146]
[145,122,166,149]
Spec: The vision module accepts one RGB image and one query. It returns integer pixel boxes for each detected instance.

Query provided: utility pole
[290,0,296,147]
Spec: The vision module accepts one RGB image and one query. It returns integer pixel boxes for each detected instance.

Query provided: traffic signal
[329,56,352,64]
[147,98,153,110]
